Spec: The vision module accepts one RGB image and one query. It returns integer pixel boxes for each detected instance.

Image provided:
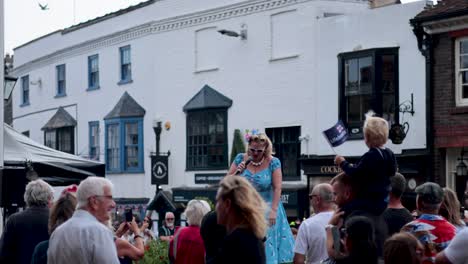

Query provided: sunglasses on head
[249,134,267,142]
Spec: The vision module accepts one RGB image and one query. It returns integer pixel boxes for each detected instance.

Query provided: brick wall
[432,32,468,185]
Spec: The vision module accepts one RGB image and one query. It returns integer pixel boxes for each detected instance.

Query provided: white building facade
[11,0,427,217]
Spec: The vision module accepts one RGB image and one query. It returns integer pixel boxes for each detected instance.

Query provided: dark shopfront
[300,150,431,214]
[172,183,309,222]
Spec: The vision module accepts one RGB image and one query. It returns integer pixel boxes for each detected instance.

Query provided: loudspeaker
[0,166,27,208]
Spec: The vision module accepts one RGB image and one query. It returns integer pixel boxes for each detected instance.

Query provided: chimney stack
[369,0,401,9]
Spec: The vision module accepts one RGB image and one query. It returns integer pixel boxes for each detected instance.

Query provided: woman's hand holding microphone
[235,157,253,175]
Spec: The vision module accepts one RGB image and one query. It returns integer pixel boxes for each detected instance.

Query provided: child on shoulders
[334,113,397,215]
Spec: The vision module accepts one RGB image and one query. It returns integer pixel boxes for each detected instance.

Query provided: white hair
[199,200,211,212]
[165,211,175,219]
[76,177,113,209]
[185,200,210,226]
[24,179,53,207]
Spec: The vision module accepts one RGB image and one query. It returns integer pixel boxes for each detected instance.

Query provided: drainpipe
[411,22,435,182]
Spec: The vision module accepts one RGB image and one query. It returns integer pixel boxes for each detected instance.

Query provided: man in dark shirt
[159,212,175,241]
[329,172,388,258]
[0,179,53,264]
[383,173,413,236]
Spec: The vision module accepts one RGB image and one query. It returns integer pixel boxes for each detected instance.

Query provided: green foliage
[137,240,169,264]
[230,129,246,164]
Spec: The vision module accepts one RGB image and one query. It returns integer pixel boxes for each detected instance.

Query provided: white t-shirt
[444,227,468,264]
[294,211,334,264]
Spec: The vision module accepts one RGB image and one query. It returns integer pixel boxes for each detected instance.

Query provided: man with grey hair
[293,183,334,264]
[48,176,119,264]
[0,179,53,264]
[402,182,456,263]
[383,173,413,236]
[159,211,176,241]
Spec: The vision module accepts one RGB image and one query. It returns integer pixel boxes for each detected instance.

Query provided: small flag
[322,120,348,147]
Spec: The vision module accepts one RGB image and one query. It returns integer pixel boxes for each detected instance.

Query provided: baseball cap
[415,182,444,205]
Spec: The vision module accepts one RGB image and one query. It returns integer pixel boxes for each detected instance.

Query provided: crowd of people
[0,113,468,264]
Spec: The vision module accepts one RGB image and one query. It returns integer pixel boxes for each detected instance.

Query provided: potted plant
[230,129,246,164]
[138,240,169,264]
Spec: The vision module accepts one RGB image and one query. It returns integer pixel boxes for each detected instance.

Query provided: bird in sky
[38,3,49,11]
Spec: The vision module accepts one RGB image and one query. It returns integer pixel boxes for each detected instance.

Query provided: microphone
[235,156,253,175]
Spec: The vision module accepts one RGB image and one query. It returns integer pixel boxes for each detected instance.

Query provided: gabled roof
[146,190,179,211]
[41,107,77,130]
[104,91,146,120]
[183,85,233,112]
[412,0,468,23]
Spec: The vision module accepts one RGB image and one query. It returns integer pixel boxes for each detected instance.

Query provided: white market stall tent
[2,123,105,186]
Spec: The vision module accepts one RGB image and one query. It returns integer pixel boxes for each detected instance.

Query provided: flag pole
[322,131,338,155]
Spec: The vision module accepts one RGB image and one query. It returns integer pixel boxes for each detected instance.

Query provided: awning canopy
[4,124,105,186]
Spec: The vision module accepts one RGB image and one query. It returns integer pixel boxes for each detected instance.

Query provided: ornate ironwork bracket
[399,93,415,116]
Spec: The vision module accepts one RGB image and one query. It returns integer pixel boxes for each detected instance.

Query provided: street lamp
[153,120,162,155]
[217,23,248,40]
[4,75,18,100]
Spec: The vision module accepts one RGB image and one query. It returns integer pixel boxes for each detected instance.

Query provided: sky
[4,0,420,55]
[4,0,145,54]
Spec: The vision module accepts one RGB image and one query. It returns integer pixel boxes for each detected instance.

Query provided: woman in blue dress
[228,133,294,264]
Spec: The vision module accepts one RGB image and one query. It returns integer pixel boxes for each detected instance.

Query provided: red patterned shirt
[402,214,456,264]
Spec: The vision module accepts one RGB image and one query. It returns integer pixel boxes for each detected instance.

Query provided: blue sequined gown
[234,154,295,264]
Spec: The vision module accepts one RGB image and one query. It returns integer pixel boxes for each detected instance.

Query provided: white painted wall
[11,0,426,199]
[315,1,426,157]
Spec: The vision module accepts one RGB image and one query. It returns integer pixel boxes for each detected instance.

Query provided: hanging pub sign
[151,155,169,185]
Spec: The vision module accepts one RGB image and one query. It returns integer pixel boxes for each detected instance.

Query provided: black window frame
[266,126,301,181]
[44,126,75,154]
[186,108,228,171]
[338,47,399,139]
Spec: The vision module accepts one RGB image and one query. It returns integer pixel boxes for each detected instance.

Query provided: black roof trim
[62,0,157,35]
[14,0,156,50]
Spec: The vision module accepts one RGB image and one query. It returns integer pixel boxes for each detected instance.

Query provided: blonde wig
[217,176,267,240]
[247,133,274,157]
[363,113,389,148]
[441,187,464,227]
